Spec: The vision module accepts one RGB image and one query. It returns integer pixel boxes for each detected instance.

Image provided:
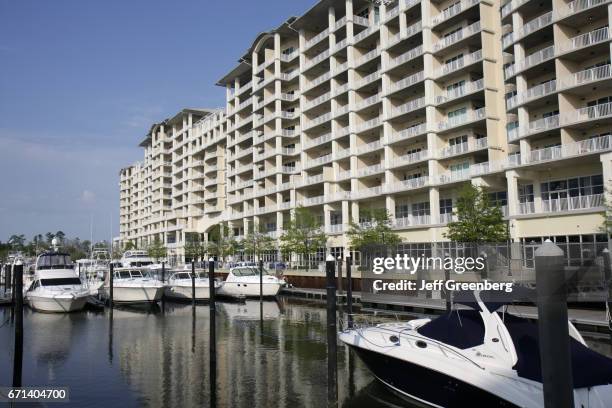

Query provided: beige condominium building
[121,0,612,264]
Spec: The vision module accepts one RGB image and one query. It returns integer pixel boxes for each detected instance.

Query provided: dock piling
[109,263,114,308]
[259,259,263,304]
[208,257,217,408]
[603,248,612,344]
[535,240,574,408]
[444,252,451,312]
[346,254,353,329]
[161,261,166,283]
[191,260,196,307]
[325,254,337,407]
[12,261,23,388]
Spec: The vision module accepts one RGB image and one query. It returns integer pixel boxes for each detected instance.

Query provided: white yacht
[26,250,90,313]
[120,250,155,268]
[217,266,283,298]
[339,291,612,408]
[104,267,164,304]
[164,271,222,301]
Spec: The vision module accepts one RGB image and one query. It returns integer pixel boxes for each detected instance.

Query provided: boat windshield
[37,254,73,269]
[130,261,153,267]
[115,270,151,279]
[40,278,82,286]
[232,267,274,276]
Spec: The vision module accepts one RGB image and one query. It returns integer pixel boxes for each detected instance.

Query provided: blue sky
[0,0,314,242]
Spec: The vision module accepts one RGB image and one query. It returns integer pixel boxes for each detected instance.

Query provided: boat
[25,249,90,313]
[339,291,612,408]
[164,271,222,301]
[120,250,155,268]
[217,266,283,298]
[103,267,164,304]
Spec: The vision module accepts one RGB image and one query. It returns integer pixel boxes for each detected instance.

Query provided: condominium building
[120,0,612,264]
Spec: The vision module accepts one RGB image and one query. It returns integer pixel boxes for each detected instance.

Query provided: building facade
[120,0,612,264]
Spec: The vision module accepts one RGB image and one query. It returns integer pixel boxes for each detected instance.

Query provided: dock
[281,287,612,334]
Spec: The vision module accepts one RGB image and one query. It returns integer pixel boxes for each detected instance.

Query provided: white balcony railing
[390,71,425,92]
[305,28,329,50]
[557,27,609,55]
[388,45,424,69]
[432,0,480,25]
[390,97,426,117]
[507,79,556,109]
[560,64,612,90]
[390,123,427,143]
[356,163,384,177]
[561,101,612,125]
[356,140,383,155]
[438,107,486,130]
[520,114,559,137]
[355,117,381,132]
[436,49,482,77]
[542,194,604,213]
[516,46,555,74]
[433,21,481,52]
[436,79,484,104]
[355,93,381,110]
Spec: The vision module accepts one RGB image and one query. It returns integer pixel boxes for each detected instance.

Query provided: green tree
[280,207,327,269]
[124,241,136,251]
[184,233,208,262]
[444,184,508,243]
[147,238,167,262]
[243,224,276,261]
[45,232,54,244]
[208,224,239,261]
[346,208,401,250]
[55,231,66,244]
[8,234,26,250]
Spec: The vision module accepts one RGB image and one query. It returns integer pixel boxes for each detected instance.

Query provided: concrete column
[351,201,360,223]
[386,195,396,220]
[429,187,440,225]
[506,170,519,217]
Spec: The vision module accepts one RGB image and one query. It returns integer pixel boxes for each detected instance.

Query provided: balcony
[296,174,325,188]
[556,27,609,56]
[439,138,487,158]
[389,123,427,143]
[334,148,351,160]
[332,38,348,54]
[435,49,482,78]
[389,97,426,118]
[387,21,422,48]
[304,153,333,169]
[501,0,529,19]
[334,16,347,31]
[562,101,612,126]
[355,47,380,67]
[301,195,325,207]
[515,46,555,75]
[305,132,332,149]
[355,71,380,89]
[355,163,384,177]
[506,79,556,110]
[559,64,612,91]
[519,114,559,137]
[305,28,330,51]
[354,22,380,43]
[433,21,481,53]
[393,149,430,167]
[280,50,298,62]
[522,135,611,165]
[559,0,610,20]
[438,168,472,183]
[436,79,484,105]
[304,50,330,71]
[355,93,381,111]
[387,46,424,70]
[518,11,553,41]
[389,71,425,94]
[303,112,332,130]
[355,117,382,133]
[394,215,431,228]
[542,194,603,213]
[353,185,383,199]
[432,0,480,26]
[356,140,383,155]
[438,107,486,131]
[353,15,370,27]
[326,224,345,234]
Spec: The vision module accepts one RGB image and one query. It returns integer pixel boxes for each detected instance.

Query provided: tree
[45,232,54,244]
[184,233,208,262]
[208,224,239,261]
[124,241,136,251]
[8,234,26,250]
[55,231,66,244]
[346,208,401,250]
[243,224,276,261]
[444,184,508,243]
[147,238,167,262]
[600,185,612,237]
[280,207,327,269]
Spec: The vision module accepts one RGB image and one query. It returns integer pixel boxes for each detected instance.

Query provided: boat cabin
[113,269,153,280]
[230,267,274,277]
[36,252,73,270]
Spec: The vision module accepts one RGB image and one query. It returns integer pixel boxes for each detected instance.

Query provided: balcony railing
[561,0,609,19]
[305,28,329,50]
[388,45,423,69]
[355,93,381,111]
[394,214,431,228]
[356,163,384,177]
[560,64,612,90]
[557,27,609,55]
[334,148,351,160]
[304,92,332,110]
[356,140,383,155]
[523,135,611,164]
[390,97,426,118]
[304,112,332,129]
[542,194,604,213]
[304,50,330,71]
[438,107,486,130]
[433,21,481,52]
[306,153,333,168]
[562,101,612,125]
[436,79,484,104]
[390,71,425,93]
[516,45,555,74]
[354,22,380,43]
[520,11,553,39]
[353,185,383,199]
[394,149,429,166]
[302,195,325,206]
[507,79,557,109]
[519,114,559,137]
[389,123,427,143]
[385,176,430,193]
[436,49,482,77]
[356,47,380,66]
[356,71,380,88]
[432,0,480,26]
[355,117,381,132]
[305,132,332,148]
[501,0,529,18]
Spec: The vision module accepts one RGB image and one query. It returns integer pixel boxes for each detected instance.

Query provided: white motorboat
[121,250,155,268]
[26,251,90,313]
[217,266,283,298]
[164,271,222,301]
[339,291,612,407]
[104,267,164,304]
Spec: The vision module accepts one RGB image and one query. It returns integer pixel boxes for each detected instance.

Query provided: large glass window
[519,184,534,203]
[411,202,430,216]
[541,175,603,200]
[440,199,453,214]
[396,203,410,218]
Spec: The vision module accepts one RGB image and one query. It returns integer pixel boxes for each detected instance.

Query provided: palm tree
[45,232,54,244]
[8,234,26,250]
[55,231,66,243]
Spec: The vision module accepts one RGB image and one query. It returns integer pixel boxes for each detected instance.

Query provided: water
[1,299,611,408]
[0,298,414,408]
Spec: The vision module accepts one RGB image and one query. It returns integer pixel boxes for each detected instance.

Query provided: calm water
[0,298,415,408]
[1,298,611,408]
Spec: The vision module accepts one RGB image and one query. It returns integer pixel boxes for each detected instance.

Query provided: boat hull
[348,345,520,408]
[164,285,211,301]
[104,286,163,304]
[218,282,281,297]
[26,294,89,313]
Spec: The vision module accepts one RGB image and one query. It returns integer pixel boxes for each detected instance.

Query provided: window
[448,107,467,119]
[403,172,422,180]
[356,8,369,18]
[489,191,507,207]
[444,27,462,38]
[450,161,470,172]
[445,53,464,65]
[440,199,453,214]
[541,175,603,200]
[282,47,295,55]
[406,146,422,155]
[396,203,410,218]
[412,202,430,216]
[519,184,534,203]
[449,135,468,146]
[447,80,465,92]
[40,278,82,286]
[442,2,460,13]
[542,110,559,118]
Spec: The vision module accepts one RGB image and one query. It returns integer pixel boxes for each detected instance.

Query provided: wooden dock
[281,287,612,334]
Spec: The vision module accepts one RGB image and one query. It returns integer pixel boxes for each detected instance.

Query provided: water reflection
[2,299,610,407]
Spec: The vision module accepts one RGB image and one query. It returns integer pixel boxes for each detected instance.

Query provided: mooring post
[259,259,263,304]
[535,240,574,408]
[5,264,11,295]
[326,254,338,407]
[12,260,23,387]
[161,261,166,283]
[603,248,612,344]
[208,257,217,407]
[346,254,353,329]
[444,252,451,313]
[109,263,114,308]
[191,260,196,306]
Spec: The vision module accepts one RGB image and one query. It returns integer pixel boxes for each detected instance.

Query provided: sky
[0,0,315,243]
